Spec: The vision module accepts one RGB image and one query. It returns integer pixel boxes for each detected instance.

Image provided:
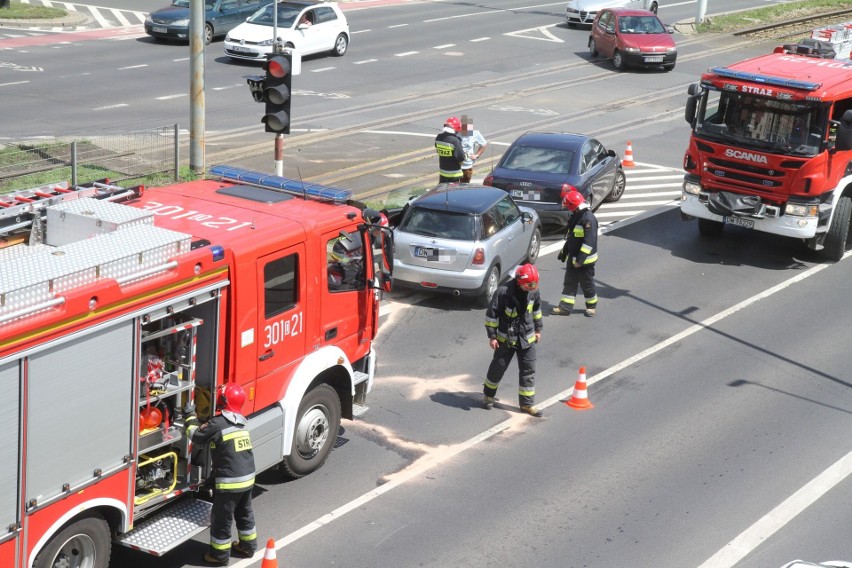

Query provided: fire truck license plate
[645,56,664,63]
[724,216,754,229]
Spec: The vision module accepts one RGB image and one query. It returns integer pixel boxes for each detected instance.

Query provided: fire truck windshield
[694,88,825,157]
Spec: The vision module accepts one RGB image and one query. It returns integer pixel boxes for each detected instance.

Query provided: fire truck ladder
[0,179,142,239]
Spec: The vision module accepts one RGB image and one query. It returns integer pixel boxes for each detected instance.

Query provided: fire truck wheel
[34,512,111,568]
[824,195,852,261]
[281,384,341,479]
[698,218,724,237]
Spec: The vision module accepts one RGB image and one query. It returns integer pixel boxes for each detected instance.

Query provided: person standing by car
[435,117,465,184]
[483,263,544,417]
[460,115,488,184]
[551,190,599,317]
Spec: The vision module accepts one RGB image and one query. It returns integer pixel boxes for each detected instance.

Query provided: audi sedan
[145,0,263,45]
[386,185,541,307]
[589,8,677,71]
[484,132,625,232]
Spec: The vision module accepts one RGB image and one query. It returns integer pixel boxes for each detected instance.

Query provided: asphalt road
[2,1,851,567]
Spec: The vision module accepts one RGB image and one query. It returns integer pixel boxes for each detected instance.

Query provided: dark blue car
[145,0,264,45]
[484,132,626,231]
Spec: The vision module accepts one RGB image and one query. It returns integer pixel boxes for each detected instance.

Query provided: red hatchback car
[588,8,677,71]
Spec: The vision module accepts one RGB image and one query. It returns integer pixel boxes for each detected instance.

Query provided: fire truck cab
[681,40,852,260]
[0,166,392,568]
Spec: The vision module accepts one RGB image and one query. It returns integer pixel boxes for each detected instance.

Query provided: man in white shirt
[460,115,488,184]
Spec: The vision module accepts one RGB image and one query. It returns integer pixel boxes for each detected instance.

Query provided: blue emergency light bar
[710,67,821,92]
[209,165,352,204]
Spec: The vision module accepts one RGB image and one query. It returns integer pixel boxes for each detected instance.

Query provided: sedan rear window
[400,208,475,240]
[501,146,574,175]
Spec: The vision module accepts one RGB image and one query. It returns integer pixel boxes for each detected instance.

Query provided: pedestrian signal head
[515,263,539,291]
[445,116,461,132]
[218,383,247,414]
[562,190,586,211]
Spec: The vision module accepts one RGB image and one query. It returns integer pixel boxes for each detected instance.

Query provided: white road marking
[394,51,418,57]
[156,94,186,100]
[230,251,851,568]
[434,43,455,49]
[353,58,378,64]
[118,64,147,70]
[93,103,129,110]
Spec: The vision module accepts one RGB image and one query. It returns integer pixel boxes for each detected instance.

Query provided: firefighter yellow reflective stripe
[435,142,455,156]
[532,310,542,321]
[525,333,537,343]
[560,296,576,305]
[211,537,231,550]
[580,244,592,254]
[484,379,499,390]
[573,226,585,237]
[503,307,518,318]
[485,316,498,328]
[518,387,535,397]
[238,528,257,541]
[582,253,598,264]
[223,429,253,452]
[587,295,598,305]
[215,472,255,491]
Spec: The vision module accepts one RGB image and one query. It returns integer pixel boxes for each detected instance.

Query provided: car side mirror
[522,212,534,224]
[667,26,675,34]
[607,149,616,158]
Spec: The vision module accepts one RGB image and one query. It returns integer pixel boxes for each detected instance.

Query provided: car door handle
[259,350,274,361]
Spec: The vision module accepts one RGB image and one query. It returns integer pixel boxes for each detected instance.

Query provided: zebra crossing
[7,0,146,31]
[597,161,683,229]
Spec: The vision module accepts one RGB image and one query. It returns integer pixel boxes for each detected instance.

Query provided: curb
[0,10,90,28]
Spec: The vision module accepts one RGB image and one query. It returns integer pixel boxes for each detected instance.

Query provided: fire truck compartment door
[25,320,134,506]
[0,360,19,536]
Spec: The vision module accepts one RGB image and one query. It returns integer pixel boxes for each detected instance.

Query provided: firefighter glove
[557,251,567,263]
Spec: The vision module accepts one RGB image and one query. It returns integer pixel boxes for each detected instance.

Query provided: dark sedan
[484,132,625,231]
[145,0,264,45]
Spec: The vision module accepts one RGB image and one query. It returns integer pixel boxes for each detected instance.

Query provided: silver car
[565,0,658,27]
[387,185,541,307]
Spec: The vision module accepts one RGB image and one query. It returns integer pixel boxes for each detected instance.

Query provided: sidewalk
[0,9,90,28]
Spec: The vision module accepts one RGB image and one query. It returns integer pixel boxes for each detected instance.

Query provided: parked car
[565,0,657,27]
[224,0,349,61]
[589,8,677,71]
[779,562,852,568]
[145,0,263,45]
[484,132,625,231]
[385,185,541,307]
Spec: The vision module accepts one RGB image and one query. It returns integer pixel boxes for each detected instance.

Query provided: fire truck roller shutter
[25,321,135,506]
[0,360,19,534]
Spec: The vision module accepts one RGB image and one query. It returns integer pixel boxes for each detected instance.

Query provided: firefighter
[185,384,257,565]
[327,231,364,290]
[551,190,599,317]
[483,263,544,417]
[435,116,465,184]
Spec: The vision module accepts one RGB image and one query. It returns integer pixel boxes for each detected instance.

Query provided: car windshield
[399,208,475,240]
[501,145,575,175]
[247,2,301,26]
[619,15,665,34]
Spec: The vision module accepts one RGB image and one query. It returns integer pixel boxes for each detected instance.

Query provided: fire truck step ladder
[0,179,141,237]
[116,498,212,557]
[352,370,369,417]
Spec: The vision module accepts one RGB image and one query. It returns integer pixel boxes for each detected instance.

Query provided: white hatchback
[224,0,349,61]
[565,0,657,26]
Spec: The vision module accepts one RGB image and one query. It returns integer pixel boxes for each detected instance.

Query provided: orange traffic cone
[622,141,636,167]
[565,366,594,410]
[261,539,278,568]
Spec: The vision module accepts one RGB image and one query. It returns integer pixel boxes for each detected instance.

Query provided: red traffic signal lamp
[262,51,292,134]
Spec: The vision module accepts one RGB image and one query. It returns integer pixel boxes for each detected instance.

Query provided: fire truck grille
[706,157,785,191]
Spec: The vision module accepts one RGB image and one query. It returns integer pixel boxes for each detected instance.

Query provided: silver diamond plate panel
[46,197,153,246]
[117,498,212,555]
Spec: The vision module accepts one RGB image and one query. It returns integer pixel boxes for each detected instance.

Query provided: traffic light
[262,51,292,134]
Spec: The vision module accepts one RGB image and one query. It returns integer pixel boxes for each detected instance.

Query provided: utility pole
[696,0,707,25]
[189,0,205,173]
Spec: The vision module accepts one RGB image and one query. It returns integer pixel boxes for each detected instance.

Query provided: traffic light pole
[189,0,205,173]
[274,134,284,176]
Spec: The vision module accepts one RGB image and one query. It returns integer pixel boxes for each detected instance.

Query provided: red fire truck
[681,40,852,260]
[0,166,392,568]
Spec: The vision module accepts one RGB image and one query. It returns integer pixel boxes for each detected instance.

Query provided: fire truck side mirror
[685,84,700,125]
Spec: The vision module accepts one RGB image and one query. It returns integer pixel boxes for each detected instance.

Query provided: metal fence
[0,124,179,194]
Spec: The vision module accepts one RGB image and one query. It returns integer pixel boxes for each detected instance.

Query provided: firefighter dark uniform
[186,386,257,565]
[483,264,544,417]
[435,117,465,184]
[553,194,599,317]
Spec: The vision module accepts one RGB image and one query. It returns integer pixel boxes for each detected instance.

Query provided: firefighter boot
[230,542,254,558]
[584,307,596,318]
[203,552,229,566]
[483,395,494,410]
[551,305,571,316]
[520,405,543,417]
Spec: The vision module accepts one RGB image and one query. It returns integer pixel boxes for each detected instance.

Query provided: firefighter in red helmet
[483,263,544,417]
[434,116,466,184]
[185,383,257,565]
[552,190,599,317]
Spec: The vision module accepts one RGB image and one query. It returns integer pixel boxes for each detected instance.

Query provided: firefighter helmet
[217,383,246,414]
[515,263,539,291]
[562,190,586,211]
[330,232,363,265]
[445,116,462,132]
